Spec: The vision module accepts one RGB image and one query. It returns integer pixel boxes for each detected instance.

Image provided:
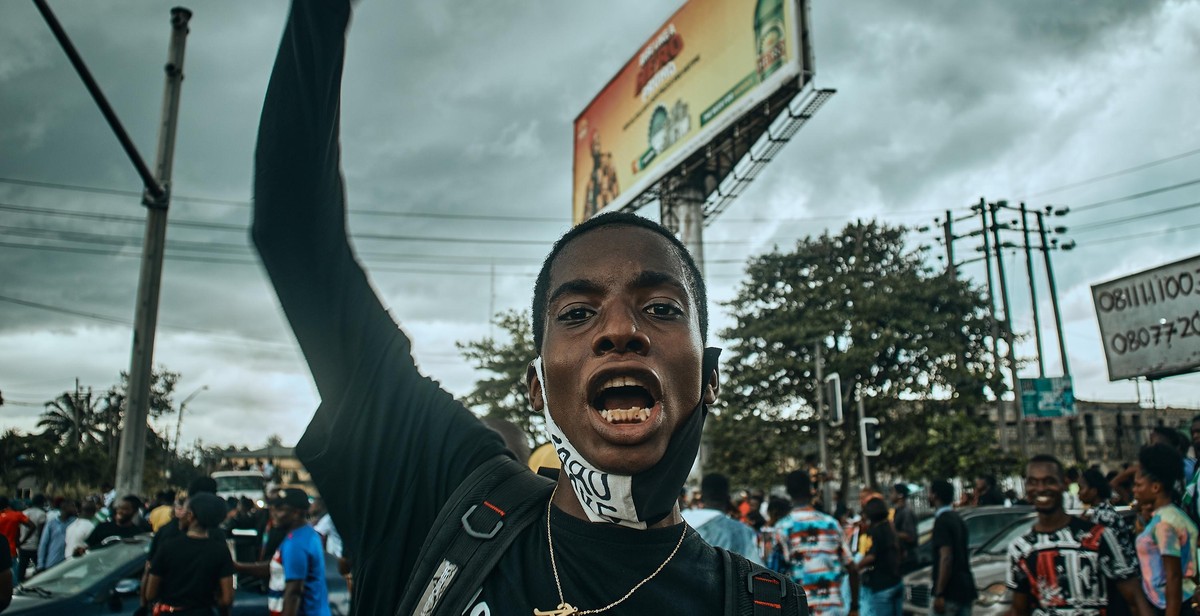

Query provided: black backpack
[396,454,808,616]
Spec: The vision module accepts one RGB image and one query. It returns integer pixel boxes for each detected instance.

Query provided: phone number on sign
[1109,310,1200,355]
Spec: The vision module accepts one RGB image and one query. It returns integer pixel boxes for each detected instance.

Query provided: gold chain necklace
[533,484,688,616]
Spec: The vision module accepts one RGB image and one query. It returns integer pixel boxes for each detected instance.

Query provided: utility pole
[1019,203,1045,377]
[857,386,871,490]
[814,342,834,510]
[990,201,1028,458]
[942,210,956,281]
[978,199,1008,452]
[1037,211,1083,462]
[115,8,192,497]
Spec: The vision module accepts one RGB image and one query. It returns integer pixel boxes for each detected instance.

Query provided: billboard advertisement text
[572,0,806,224]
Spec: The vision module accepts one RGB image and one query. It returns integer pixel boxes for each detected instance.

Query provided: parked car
[7,534,350,615]
[903,505,1033,574]
[902,507,1134,616]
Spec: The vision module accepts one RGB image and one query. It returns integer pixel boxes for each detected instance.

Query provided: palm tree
[38,388,101,450]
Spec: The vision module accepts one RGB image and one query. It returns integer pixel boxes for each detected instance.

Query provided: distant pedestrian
[858,497,902,616]
[141,477,226,612]
[37,499,76,571]
[235,488,330,616]
[147,490,176,532]
[146,493,235,615]
[65,500,97,559]
[1134,443,1198,616]
[928,479,975,616]
[774,470,859,616]
[17,494,47,581]
[1007,454,1148,616]
[0,496,33,581]
[890,484,918,572]
[681,473,762,564]
[85,495,148,549]
[1080,467,1138,616]
[974,475,1004,507]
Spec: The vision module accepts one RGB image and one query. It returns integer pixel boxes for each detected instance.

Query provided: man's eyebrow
[548,279,605,306]
[631,270,687,294]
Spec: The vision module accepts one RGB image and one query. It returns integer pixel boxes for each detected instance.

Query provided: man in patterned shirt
[1008,454,1150,616]
[774,470,859,616]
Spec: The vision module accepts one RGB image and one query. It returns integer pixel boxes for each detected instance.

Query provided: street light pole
[173,385,208,457]
[814,342,834,510]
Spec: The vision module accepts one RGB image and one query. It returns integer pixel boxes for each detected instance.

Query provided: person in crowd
[145,493,235,615]
[974,475,1005,506]
[311,499,342,560]
[0,497,33,582]
[760,496,793,573]
[1063,467,1083,510]
[890,484,919,573]
[1007,454,1148,616]
[1080,467,1138,616]
[1134,443,1198,616]
[774,470,858,616]
[147,490,176,532]
[681,473,762,564]
[235,489,329,616]
[928,479,975,616]
[742,489,767,531]
[141,477,226,610]
[85,495,149,549]
[1181,415,1200,524]
[36,498,76,572]
[65,500,97,559]
[16,494,47,582]
[858,497,902,616]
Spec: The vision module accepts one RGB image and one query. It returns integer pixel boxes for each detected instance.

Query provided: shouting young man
[253,1,805,614]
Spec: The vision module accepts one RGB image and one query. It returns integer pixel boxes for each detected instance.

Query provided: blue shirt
[682,509,762,565]
[37,515,74,570]
[269,524,330,616]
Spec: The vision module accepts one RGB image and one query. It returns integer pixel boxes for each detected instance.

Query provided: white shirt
[313,513,343,558]
[64,517,96,559]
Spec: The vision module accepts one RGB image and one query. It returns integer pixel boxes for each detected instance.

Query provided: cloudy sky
[2,0,1198,451]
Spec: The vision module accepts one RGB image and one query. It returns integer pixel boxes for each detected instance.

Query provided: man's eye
[645,303,683,317]
[557,307,593,322]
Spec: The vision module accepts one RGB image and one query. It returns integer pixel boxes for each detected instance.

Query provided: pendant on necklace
[533,602,579,616]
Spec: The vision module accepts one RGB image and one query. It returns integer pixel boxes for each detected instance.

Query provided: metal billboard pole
[115,8,193,497]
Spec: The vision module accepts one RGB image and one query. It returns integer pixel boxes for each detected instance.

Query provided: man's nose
[592,307,650,355]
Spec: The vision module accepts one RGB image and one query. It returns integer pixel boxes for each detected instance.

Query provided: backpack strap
[719,547,809,616]
[396,453,555,616]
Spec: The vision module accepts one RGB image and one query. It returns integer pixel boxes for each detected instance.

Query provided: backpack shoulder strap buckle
[461,502,504,540]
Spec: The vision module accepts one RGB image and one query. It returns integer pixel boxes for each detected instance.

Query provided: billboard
[1019,377,1076,420]
[1091,253,1200,381]
[572,0,809,224]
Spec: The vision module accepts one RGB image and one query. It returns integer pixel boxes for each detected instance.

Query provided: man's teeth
[599,408,651,423]
[602,376,646,389]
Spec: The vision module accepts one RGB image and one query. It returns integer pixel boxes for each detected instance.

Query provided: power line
[1072,221,1200,248]
[1071,178,1200,212]
[0,176,568,223]
[1022,146,1200,198]
[1071,200,1200,232]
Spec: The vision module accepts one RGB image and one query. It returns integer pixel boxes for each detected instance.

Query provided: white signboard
[1091,253,1200,381]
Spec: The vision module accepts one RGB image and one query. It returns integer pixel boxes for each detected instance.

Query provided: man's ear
[703,365,720,405]
[526,361,544,412]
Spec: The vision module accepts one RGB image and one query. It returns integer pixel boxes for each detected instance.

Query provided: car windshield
[979,517,1036,555]
[20,539,147,596]
[215,474,264,492]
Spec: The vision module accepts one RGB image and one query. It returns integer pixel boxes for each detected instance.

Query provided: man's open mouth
[592,376,658,424]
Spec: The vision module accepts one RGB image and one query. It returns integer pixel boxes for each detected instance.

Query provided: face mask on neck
[533,347,721,529]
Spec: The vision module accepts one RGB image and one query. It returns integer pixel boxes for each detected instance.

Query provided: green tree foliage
[37,389,102,450]
[457,310,541,448]
[715,220,1002,487]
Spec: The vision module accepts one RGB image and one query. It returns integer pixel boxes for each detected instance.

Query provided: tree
[715,220,1002,487]
[457,310,541,447]
[265,434,283,449]
[38,388,101,450]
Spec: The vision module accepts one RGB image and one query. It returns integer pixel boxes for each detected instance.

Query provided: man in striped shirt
[773,470,859,616]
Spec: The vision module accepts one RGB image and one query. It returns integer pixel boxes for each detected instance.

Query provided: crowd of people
[670,419,1200,616]
[0,476,345,615]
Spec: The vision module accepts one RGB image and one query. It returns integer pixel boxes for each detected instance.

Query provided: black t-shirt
[930,510,977,602]
[149,518,226,562]
[892,504,918,564]
[253,2,780,614]
[86,521,147,548]
[0,535,10,570]
[862,523,901,590]
[150,534,235,611]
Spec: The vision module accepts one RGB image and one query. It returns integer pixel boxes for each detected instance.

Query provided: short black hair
[786,470,813,501]
[1139,443,1184,498]
[1027,454,1065,481]
[188,476,218,495]
[700,473,732,505]
[863,497,889,523]
[1081,468,1112,500]
[929,480,954,505]
[32,494,46,507]
[977,475,997,489]
[187,493,227,530]
[892,483,909,498]
[0,496,9,510]
[531,212,707,351]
